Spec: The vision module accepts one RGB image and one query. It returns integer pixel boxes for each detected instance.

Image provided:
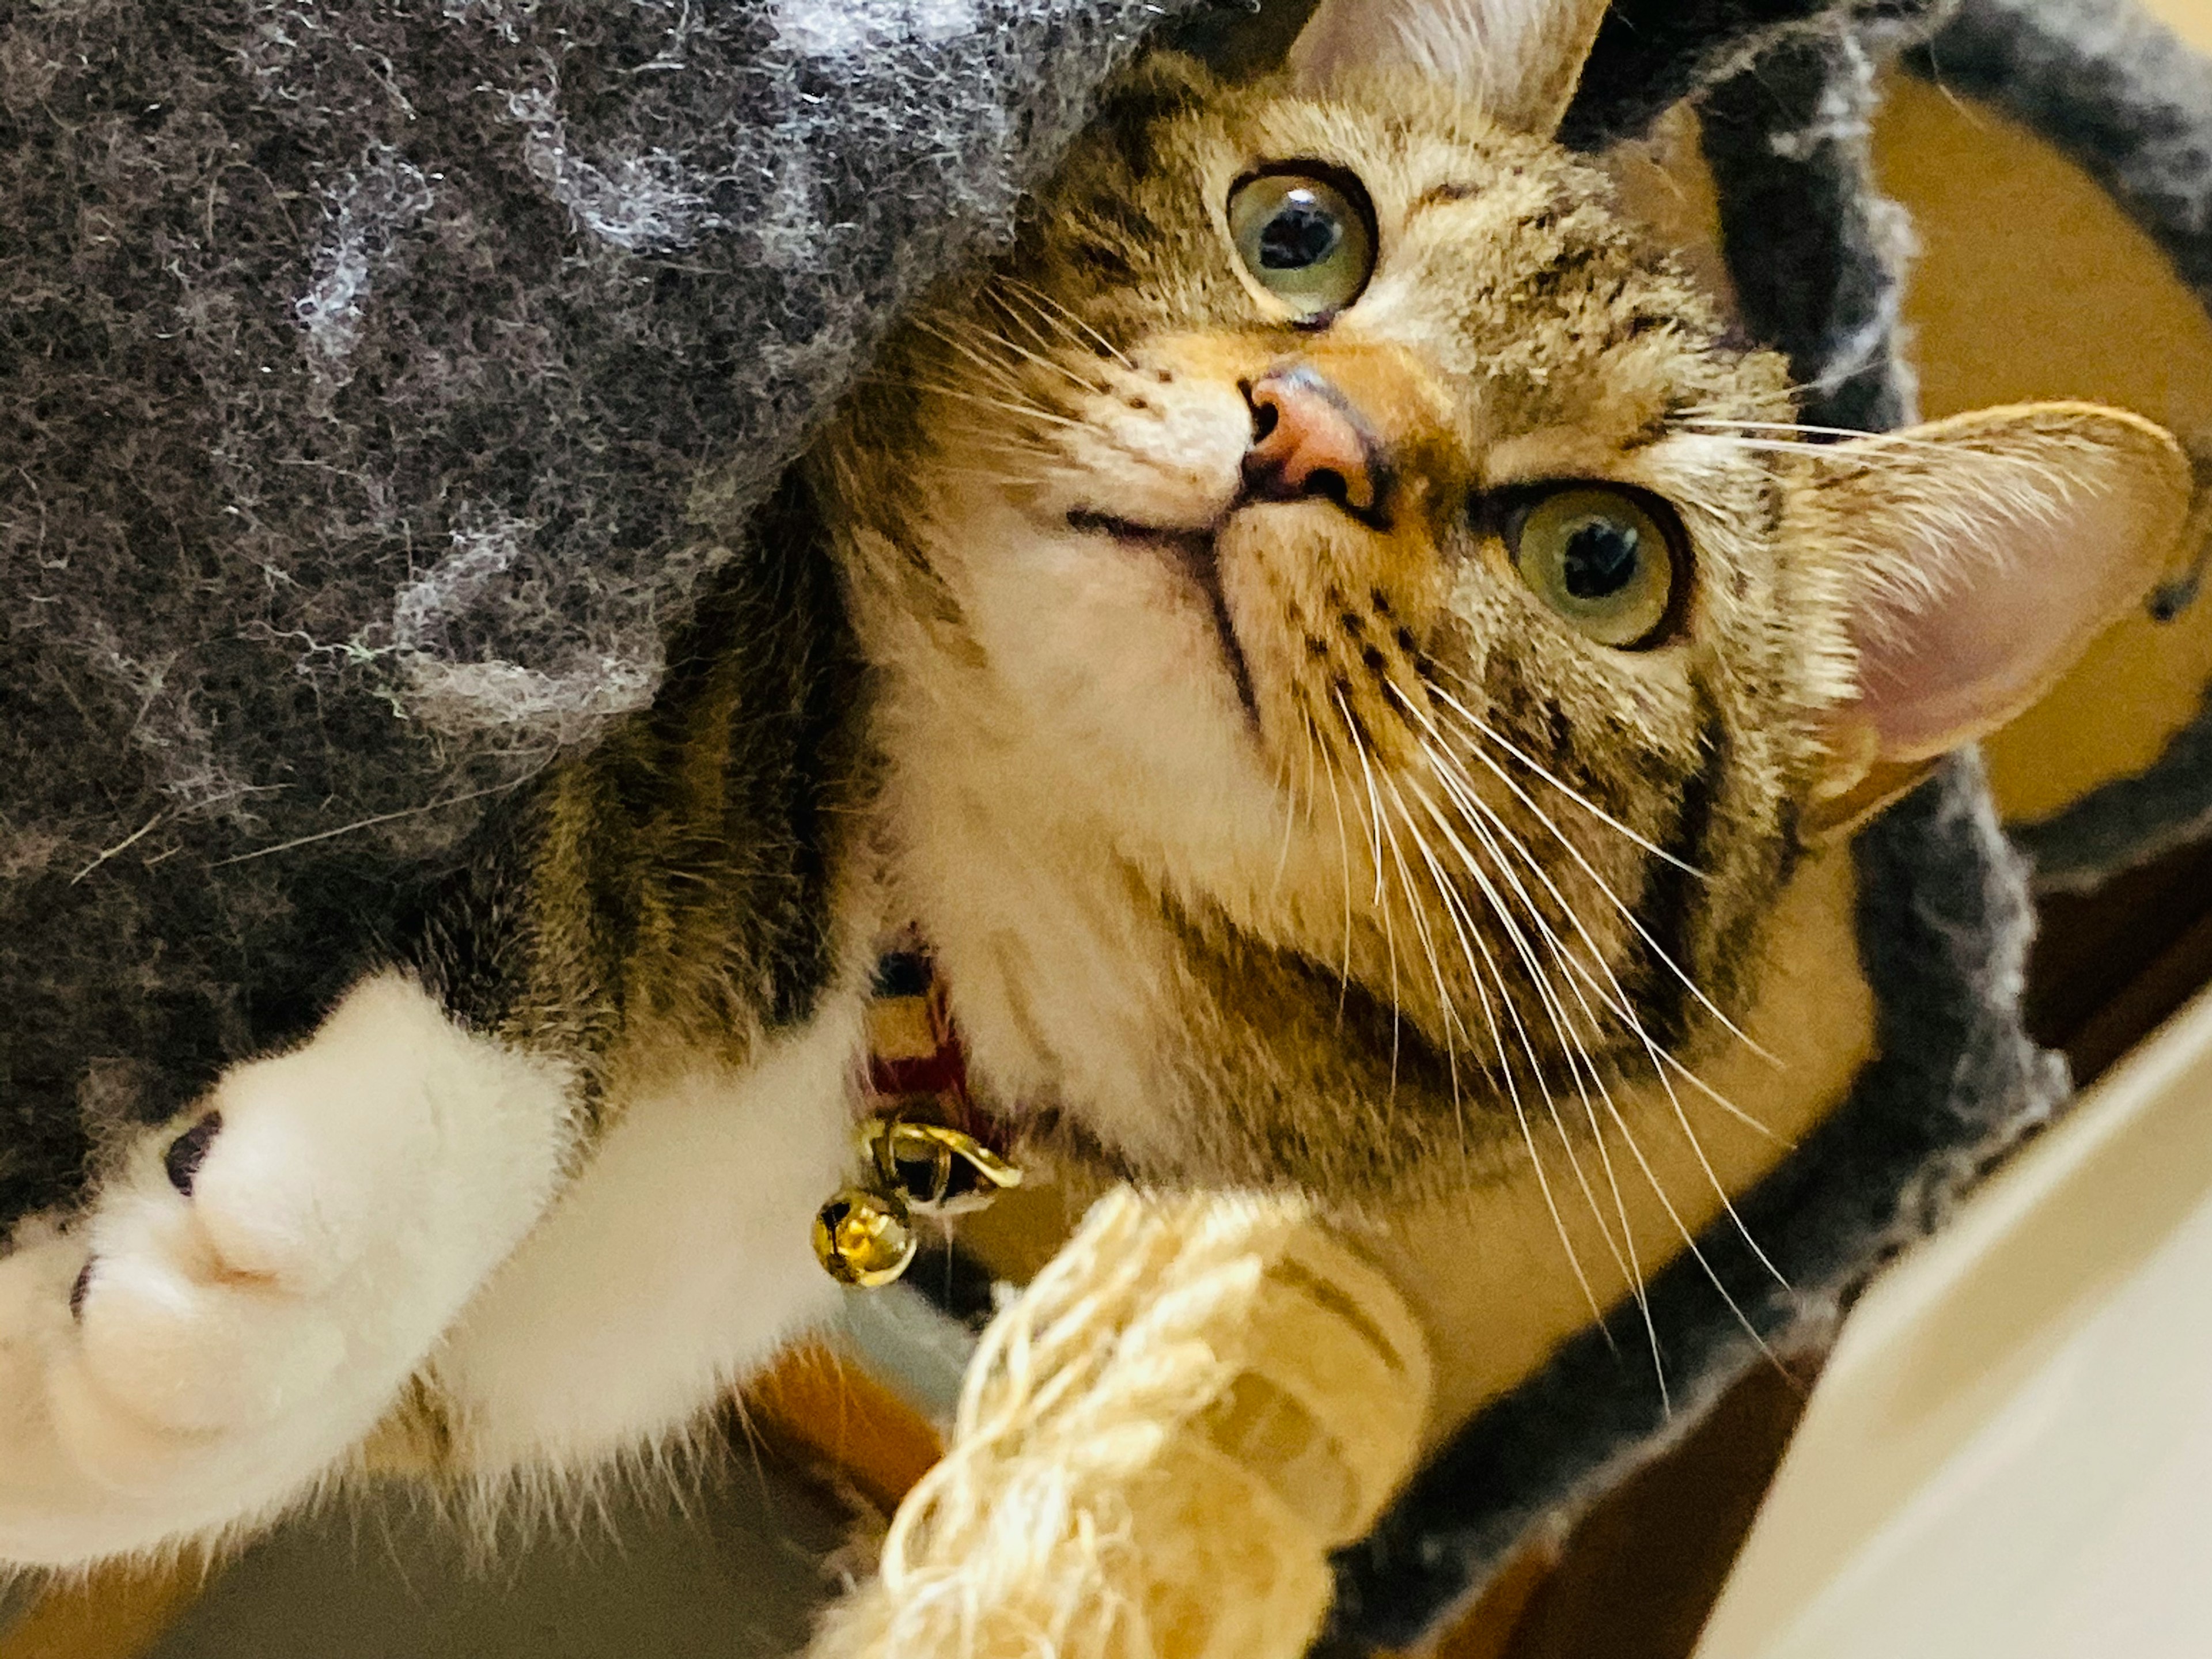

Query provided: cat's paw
[31,975,572,1525]
[63,1098,410,1457]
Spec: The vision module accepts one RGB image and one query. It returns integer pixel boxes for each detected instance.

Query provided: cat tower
[9,0,2212,1653]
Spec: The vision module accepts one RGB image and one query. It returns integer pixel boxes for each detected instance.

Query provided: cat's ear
[1288,0,1612,137]
[1802,403,2195,837]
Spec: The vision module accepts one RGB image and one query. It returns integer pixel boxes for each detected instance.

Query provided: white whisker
[1381,772,1615,1335]
[1268,715,1305,901]
[923,309,1108,400]
[1426,675,1775,1063]
[1378,789,1471,1160]
[1421,759,1778,1381]
[1413,743,1789,1291]
[1308,711,1360,1010]
[1421,731,1780,1145]
[896,378,1092,433]
[1374,763,1649,1343]
[1335,692,1389,908]
[1588,1064,1787,1380]
[1427,676,1704,878]
[1669,415,1963,454]
[1339,692,1405,1093]
[990,278,1137,373]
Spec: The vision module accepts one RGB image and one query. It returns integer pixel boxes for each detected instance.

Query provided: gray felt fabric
[1903,0,2212,890]
[0,0,1199,1215]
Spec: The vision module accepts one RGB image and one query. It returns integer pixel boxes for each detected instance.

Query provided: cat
[0,0,2191,1571]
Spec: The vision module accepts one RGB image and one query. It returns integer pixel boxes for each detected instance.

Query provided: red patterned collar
[812,935,1022,1286]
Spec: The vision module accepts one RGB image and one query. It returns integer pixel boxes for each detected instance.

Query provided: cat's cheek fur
[0,975,575,1565]
[424,1002,859,1474]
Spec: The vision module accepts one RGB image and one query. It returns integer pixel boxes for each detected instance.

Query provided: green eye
[1506,487,1681,649]
[1227,169,1376,318]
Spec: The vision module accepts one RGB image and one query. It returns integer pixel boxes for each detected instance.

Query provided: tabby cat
[0,0,2189,1567]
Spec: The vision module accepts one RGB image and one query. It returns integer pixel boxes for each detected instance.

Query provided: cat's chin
[1064,509,1256,720]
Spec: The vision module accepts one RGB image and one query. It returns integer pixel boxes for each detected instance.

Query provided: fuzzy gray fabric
[0,0,1199,1215]
[1902,0,2212,890]
[1327,12,2081,1643]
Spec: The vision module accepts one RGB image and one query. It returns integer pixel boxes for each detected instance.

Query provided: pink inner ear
[1852,480,2153,762]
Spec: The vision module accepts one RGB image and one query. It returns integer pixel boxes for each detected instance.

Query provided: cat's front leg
[0,972,576,1566]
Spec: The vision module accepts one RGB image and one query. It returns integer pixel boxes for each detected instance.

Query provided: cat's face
[826,12,2186,1194]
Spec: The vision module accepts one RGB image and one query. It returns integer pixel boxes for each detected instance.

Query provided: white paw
[11,975,572,1552]
[63,1112,397,1455]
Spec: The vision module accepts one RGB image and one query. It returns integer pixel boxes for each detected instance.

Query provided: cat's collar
[812,937,1023,1287]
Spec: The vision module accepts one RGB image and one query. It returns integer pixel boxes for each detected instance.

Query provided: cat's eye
[1226,169,1376,319]
[1503,487,1682,649]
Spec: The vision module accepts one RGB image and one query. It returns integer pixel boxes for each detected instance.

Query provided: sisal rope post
[805,1190,1432,1659]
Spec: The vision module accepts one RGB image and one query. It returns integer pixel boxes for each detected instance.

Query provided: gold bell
[866,1117,1024,1215]
[812,1187,919,1287]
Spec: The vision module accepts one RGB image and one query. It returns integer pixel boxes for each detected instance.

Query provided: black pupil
[1560,517,1642,600]
[1259,193,1342,270]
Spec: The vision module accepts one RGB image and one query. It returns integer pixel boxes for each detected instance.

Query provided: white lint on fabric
[392,511,661,742]
[80,621,259,825]
[296,148,437,381]
[507,86,719,253]
[774,0,982,57]
[391,509,540,656]
[398,656,661,743]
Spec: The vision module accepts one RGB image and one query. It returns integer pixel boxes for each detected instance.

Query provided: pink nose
[1242,365,1389,519]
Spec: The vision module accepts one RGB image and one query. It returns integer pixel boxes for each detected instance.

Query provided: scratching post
[806,1192,1429,1659]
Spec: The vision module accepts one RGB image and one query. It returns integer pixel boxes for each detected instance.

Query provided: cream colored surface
[1694,979,2212,1659]
[1347,843,1876,1448]
[1884,0,2212,821]
[2139,0,2212,54]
